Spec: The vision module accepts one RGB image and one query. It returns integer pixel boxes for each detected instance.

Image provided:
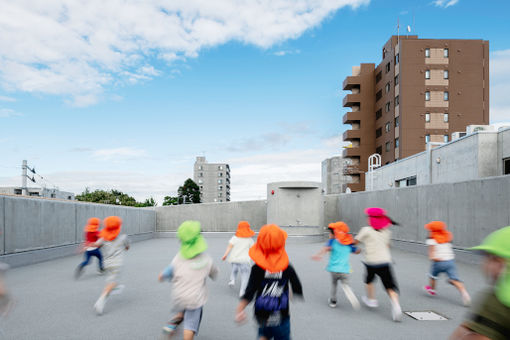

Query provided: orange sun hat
[328,221,354,245]
[84,217,100,232]
[249,224,289,273]
[235,221,255,238]
[425,221,452,244]
[100,216,122,241]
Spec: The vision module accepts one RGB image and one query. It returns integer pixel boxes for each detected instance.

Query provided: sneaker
[424,285,436,296]
[228,280,235,287]
[111,284,125,296]
[461,292,471,307]
[94,296,106,315]
[361,296,378,308]
[391,300,402,322]
[328,298,337,308]
[162,323,178,335]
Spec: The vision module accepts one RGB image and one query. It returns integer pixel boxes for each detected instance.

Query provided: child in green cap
[450,226,510,340]
[158,221,218,340]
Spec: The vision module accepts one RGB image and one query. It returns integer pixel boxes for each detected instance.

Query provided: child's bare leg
[429,278,436,290]
[366,283,375,300]
[387,289,399,303]
[183,330,195,340]
[449,280,471,305]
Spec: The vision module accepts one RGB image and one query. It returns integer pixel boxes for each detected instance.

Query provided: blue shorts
[258,317,290,340]
[429,260,461,282]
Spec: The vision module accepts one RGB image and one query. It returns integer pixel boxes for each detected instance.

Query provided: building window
[376,90,382,102]
[425,113,430,122]
[395,53,399,65]
[395,138,400,148]
[425,134,430,143]
[425,48,430,58]
[376,109,382,120]
[198,165,203,170]
[376,146,382,155]
[385,142,390,152]
[504,158,510,175]
[407,176,417,186]
[444,113,449,122]
[218,186,223,191]
[385,102,391,112]
[444,48,449,58]
[425,70,430,79]
[385,82,390,93]
[198,179,203,184]
[444,135,449,143]
[376,128,382,138]
[218,193,222,197]
[425,91,430,101]
[395,116,400,127]
[383,48,386,59]
[385,122,390,133]
[218,172,223,177]
[199,172,203,177]
[218,165,223,170]
[218,179,223,184]
[200,186,203,190]
[444,91,449,101]
[395,95,399,107]
[376,71,382,83]
[394,75,399,86]
[385,62,390,73]
[444,70,449,79]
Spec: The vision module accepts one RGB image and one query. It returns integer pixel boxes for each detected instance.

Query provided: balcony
[342,76,360,90]
[343,93,361,107]
[343,129,361,141]
[346,182,365,192]
[343,165,361,176]
[342,111,360,124]
[342,147,360,158]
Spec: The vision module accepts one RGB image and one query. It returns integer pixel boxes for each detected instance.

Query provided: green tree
[178,178,201,204]
[76,188,156,207]
[162,196,179,206]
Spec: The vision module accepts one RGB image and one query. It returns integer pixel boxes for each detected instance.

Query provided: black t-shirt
[242,264,303,326]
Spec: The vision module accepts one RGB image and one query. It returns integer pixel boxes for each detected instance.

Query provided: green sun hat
[470,226,510,259]
[177,220,207,259]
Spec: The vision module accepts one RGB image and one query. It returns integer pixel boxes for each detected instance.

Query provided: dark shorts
[258,317,290,340]
[364,263,399,292]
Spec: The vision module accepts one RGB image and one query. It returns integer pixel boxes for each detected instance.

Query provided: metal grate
[405,311,449,321]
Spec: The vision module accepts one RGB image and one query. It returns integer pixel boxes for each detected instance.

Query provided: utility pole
[21,160,28,195]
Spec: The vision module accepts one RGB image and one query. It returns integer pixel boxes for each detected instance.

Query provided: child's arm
[350,244,361,254]
[288,265,304,299]
[209,263,219,280]
[311,246,331,261]
[123,236,130,251]
[235,265,261,323]
[158,265,174,282]
[221,243,233,261]
[428,245,438,261]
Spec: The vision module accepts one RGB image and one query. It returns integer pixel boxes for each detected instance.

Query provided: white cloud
[0,95,15,102]
[0,0,369,106]
[273,49,301,56]
[433,0,459,8]
[0,108,22,118]
[490,49,510,122]
[92,147,147,161]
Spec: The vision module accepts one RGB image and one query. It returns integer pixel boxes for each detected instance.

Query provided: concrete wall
[156,200,267,232]
[338,175,510,250]
[0,195,156,260]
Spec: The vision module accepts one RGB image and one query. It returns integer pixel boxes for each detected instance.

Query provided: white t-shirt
[97,234,130,268]
[426,239,455,261]
[227,236,254,264]
[355,226,392,265]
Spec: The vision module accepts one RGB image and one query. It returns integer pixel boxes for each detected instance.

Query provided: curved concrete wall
[156,200,267,232]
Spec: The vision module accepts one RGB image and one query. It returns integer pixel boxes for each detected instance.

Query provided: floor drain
[405,311,449,321]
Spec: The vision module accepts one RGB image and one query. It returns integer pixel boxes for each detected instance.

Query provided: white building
[193,156,231,203]
[321,156,351,194]
[0,187,75,200]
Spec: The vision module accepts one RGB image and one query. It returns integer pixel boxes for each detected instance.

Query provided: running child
[93,216,130,315]
[235,224,303,340]
[353,207,402,322]
[312,221,360,310]
[450,226,510,340]
[423,221,471,306]
[221,221,255,297]
[75,217,104,279]
[159,221,218,339]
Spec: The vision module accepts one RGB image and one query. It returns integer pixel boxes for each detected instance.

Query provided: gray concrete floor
[2,237,488,340]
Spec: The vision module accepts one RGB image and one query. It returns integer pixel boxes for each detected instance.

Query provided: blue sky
[1,0,509,203]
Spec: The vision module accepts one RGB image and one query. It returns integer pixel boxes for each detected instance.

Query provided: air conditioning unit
[466,125,495,134]
[451,132,467,141]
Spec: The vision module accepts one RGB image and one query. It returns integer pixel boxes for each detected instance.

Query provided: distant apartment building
[0,187,75,200]
[342,35,489,192]
[193,156,230,203]
[321,156,350,194]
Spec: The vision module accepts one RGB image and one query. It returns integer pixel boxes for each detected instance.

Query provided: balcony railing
[342,111,360,124]
[342,76,360,90]
[343,93,361,107]
[343,129,361,141]
[342,147,361,158]
[343,165,361,175]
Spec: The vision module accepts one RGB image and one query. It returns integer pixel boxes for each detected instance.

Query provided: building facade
[342,35,489,191]
[0,187,75,200]
[321,156,350,194]
[193,156,230,203]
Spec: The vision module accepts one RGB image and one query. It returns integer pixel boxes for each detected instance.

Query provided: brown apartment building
[342,35,489,192]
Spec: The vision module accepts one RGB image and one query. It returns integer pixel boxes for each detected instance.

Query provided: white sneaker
[94,296,106,315]
[361,296,378,308]
[328,298,337,308]
[228,280,235,287]
[111,284,125,296]
[391,300,402,322]
[462,292,471,307]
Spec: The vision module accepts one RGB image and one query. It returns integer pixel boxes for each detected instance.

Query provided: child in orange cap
[312,221,360,309]
[235,224,303,340]
[93,216,130,315]
[424,221,470,306]
[75,217,104,279]
[222,221,255,297]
